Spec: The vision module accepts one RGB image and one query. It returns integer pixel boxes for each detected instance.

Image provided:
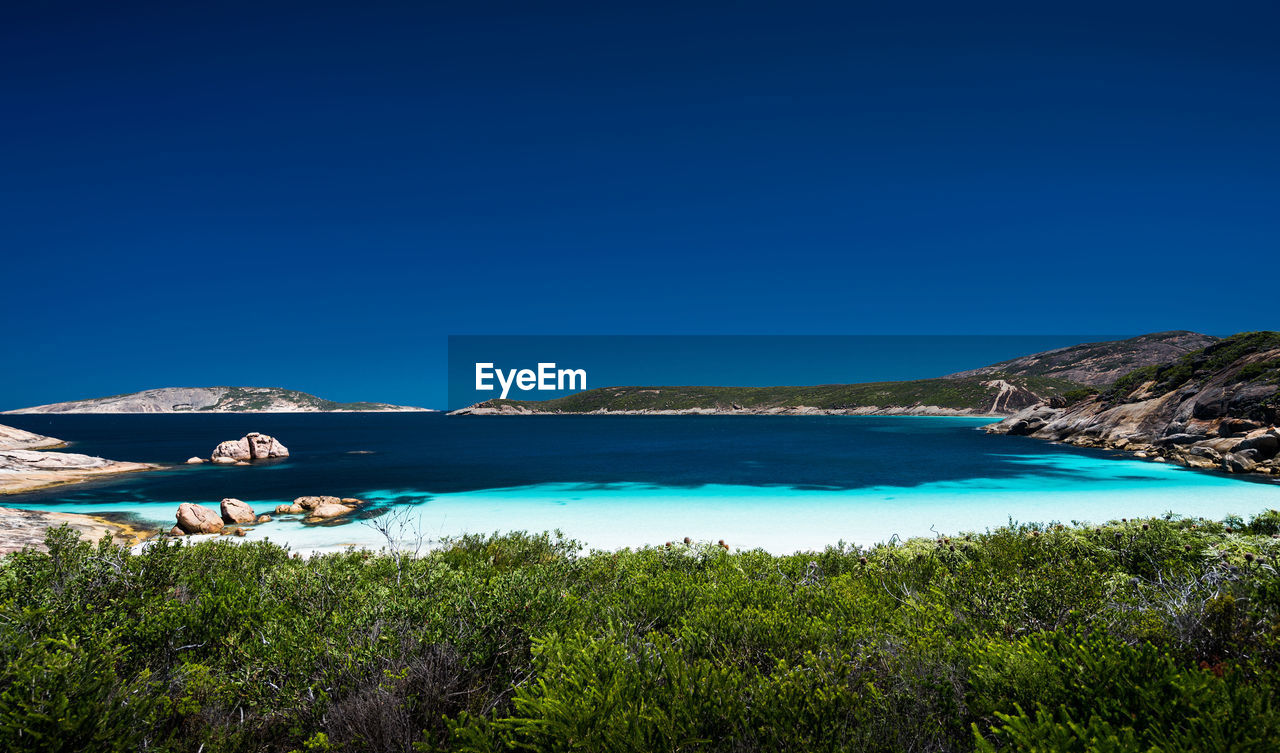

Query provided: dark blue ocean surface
[4,414,1277,552]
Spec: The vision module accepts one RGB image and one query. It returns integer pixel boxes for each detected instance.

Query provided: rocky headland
[0,424,159,550]
[986,332,1280,477]
[0,423,67,450]
[0,422,158,495]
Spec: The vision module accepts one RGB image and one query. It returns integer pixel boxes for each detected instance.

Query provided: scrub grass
[2,512,1279,752]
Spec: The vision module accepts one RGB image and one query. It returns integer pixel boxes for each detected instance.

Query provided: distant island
[3,386,432,414]
[453,331,1217,416]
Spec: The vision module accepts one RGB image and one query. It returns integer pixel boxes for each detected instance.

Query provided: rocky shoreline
[0,423,160,495]
[984,334,1280,479]
[988,404,1280,478]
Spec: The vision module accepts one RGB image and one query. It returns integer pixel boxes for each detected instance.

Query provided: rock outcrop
[210,433,289,463]
[0,446,157,495]
[986,332,1280,477]
[0,423,65,451]
[0,507,151,553]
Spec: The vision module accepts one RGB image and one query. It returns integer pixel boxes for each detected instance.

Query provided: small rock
[185,457,205,464]
[234,528,247,537]
[256,514,271,524]
[220,498,256,524]
[168,526,185,536]
[274,504,293,514]
[340,498,364,507]
[210,456,238,466]
[234,461,250,466]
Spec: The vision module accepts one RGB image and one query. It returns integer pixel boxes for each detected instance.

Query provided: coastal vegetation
[3,513,1280,752]
[1105,331,1280,406]
[470,374,1082,414]
[461,332,1221,415]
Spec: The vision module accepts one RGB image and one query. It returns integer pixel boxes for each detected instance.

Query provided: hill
[947,331,1218,385]
[454,333,1215,416]
[4,387,431,414]
[988,331,1280,476]
[456,375,1081,416]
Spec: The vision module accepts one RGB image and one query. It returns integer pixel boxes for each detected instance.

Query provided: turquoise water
[3,414,1277,553]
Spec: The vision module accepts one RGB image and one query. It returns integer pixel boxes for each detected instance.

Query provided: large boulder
[211,434,289,463]
[306,503,353,521]
[176,503,223,534]
[211,438,251,462]
[1234,430,1279,459]
[246,432,289,460]
[220,498,256,524]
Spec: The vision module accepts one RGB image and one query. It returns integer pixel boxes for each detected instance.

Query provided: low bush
[0,511,1278,751]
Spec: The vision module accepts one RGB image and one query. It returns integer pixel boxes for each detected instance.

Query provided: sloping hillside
[456,377,1082,416]
[948,331,1217,386]
[455,333,1214,416]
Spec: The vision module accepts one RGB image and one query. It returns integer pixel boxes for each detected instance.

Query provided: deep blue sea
[4,413,1279,553]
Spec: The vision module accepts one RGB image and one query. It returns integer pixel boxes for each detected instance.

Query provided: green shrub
[971,632,1280,751]
[0,518,1277,752]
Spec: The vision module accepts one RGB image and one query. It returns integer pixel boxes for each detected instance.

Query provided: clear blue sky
[3,1,1277,410]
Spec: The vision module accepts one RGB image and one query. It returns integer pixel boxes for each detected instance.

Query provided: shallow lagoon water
[3,414,1278,553]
